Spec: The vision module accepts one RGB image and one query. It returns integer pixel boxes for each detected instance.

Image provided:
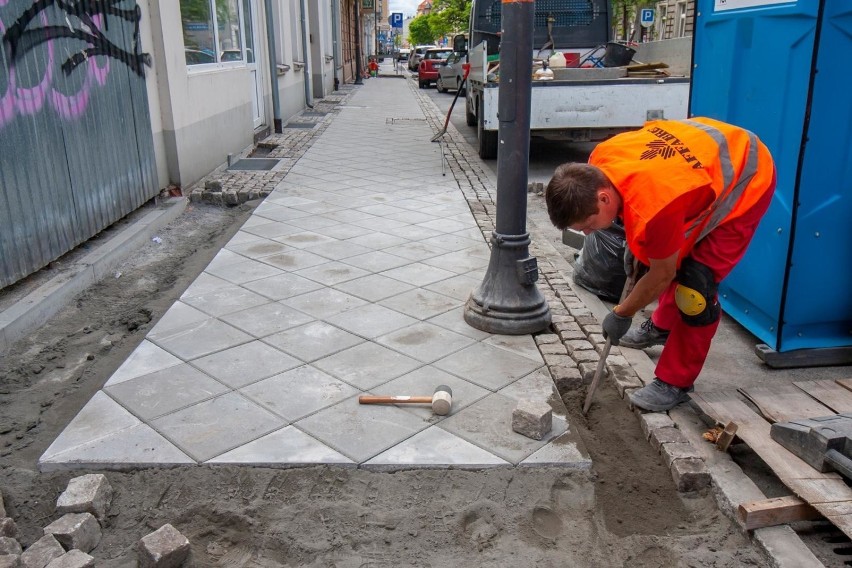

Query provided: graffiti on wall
[0,0,151,127]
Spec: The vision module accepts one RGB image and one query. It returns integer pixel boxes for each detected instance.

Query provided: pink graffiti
[0,12,112,128]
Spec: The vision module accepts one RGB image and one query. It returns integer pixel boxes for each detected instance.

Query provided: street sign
[389,12,403,27]
[640,8,655,27]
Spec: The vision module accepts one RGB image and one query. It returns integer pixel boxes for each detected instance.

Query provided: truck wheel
[419,80,427,89]
[477,101,498,159]
[465,100,476,127]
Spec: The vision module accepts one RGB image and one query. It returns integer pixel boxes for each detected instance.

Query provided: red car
[417,48,453,88]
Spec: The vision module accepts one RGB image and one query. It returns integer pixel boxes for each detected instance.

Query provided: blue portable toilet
[690,0,852,363]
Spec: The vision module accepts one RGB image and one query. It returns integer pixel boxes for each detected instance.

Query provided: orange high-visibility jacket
[590,117,775,266]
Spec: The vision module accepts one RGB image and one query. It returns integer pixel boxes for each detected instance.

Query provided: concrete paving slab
[208,426,355,467]
[263,321,365,362]
[105,363,229,420]
[380,263,457,287]
[204,258,285,285]
[104,340,183,387]
[302,240,373,261]
[225,239,293,259]
[294,261,372,286]
[239,221,304,240]
[181,285,270,317]
[363,427,511,471]
[332,273,415,302]
[219,302,315,337]
[426,307,492,340]
[483,334,545,362]
[324,303,420,338]
[295,396,429,463]
[179,273,237,299]
[147,302,211,338]
[433,342,544,392]
[423,274,482,302]
[377,289,460,320]
[376,322,475,363]
[312,342,422,390]
[498,369,560,407]
[148,318,253,361]
[190,341,303,388]
[346,232,411,250]
[438,393,568,465]
[254,249,330,272]
[151,392,285,462]
[239,366,359,421]
[240,272,324,300]
[281,287,369,318]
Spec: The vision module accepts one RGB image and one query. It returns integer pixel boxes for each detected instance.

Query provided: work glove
[602,309,633,346]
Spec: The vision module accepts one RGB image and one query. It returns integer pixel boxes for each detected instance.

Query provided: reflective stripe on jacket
[590,117,775,266]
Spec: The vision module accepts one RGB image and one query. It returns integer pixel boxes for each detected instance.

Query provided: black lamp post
[464,0,551,335]
[354,0,364,84]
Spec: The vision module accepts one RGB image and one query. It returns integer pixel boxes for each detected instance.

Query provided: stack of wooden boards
[692,379,852,535]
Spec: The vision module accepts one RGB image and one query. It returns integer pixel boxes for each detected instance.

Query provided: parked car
[408,45,434,71]
[397,48,410,61]
[436,51,467,94]
[417,48,453,88]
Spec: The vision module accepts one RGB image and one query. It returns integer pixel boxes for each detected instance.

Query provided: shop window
[181,0,246,67]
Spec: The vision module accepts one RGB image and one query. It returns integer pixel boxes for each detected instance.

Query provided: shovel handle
[359,395,433,405]
[582,339,611,416]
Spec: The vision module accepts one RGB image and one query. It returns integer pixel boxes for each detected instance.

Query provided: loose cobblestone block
[43,514,100,554]
[670,458,711,492]
[569,308,593,319]
[56,475,113,524]
[539,343,567,356]
[578,362,598,383]
[564,340,593,355]
[639,413,676,440]
[21,535,64,568]
[572,350,600,364]
[551,366,584,393]
[554,323,586,342]
[650,427,689,453]
[604,354,629,368]
[584,324,603,335]
[588,333,606,348]
[0,519,15,539]
[662,442,703,467]
[512,400,552,441]
[0,539,21,557]
[137,524,190,568]
[551,315,573,324]
[0,555,20,568]
[44,550,94,568]
[0,491,5,517]
[543,354,573,368]
[534,334,560,346]
[611,369,643,397]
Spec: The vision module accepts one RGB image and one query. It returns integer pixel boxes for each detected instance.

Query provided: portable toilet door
[690,0,852,362]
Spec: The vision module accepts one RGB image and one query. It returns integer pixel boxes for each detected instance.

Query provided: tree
[408,14,437,45]
[430,0,471,35]
[610,0,643,41]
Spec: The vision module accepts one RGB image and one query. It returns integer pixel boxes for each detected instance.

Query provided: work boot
[620,318,670,349]
[629,378,693,412]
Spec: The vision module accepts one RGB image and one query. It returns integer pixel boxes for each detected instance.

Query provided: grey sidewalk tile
[105,340,182,387]
[433,342,544,392]
[105,363,229,420]
[332,273,415,302]
[376,322,475,363]
[310,223,374,240]
[149,318,253,361]
[421,250,490,274]
[303,240,373,261]
[382,210,439,225]
[346,232,410,250]
[263,321,365,362]
[339,251,411,273]
[324,303,418,338]
[241,272,324,300]
[378,289,460,320]
[423,274,481,302]
[313,342,422,390]
[372,366,490,423]
[205,258,285,285]
[356,203,407,216]
[284,215,340,231]
[290,202,346,215]
[295,397,429,463]
[380,263,457,287]
[420,233,487,252]
[323,209,379,224]
[225,231,263,246]
[207,426,355,467]
[241,221,304,240]
[191,341,302,388]
[219,302,315,337]
[382,241,449,261]
[253,206,312,223]
[519,431,592,469]
[40,424,195,471]
[426,308,492,341]
[40,392,140,460]
[226,238,293,259]
[483,334,545,363]
[363,427,511,471]
[262,195,316,207]
[282,288,368,319]
[147,302,211,339]
[257,249,329,272]
[294,261,371,286]
[275,231,339,249]
[152,392,285,462]
[352,217,409,232]
[498,369,558,408]
[181,285,270,318]
[179,273,234,300]
[382,224,444,242]
[206,249,245,271]
[438,393,567,464]
[417,218,471,234]
[240,366,359,421]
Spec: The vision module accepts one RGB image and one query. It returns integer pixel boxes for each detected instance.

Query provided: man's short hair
[545,163,610,229]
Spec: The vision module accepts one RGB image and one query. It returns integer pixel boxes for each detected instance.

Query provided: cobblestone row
[188,89,359,205]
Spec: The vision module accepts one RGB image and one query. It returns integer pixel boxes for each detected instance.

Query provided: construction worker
[368,57,379,77]
[545,117,776,411]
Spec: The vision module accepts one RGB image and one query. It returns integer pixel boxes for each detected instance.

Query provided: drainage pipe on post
[263,0,282,133]
[299,0,314,107]
[331,0,341,90]
[354,0,363,84]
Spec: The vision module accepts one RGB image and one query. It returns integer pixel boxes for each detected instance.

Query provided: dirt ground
[0,199,769,567]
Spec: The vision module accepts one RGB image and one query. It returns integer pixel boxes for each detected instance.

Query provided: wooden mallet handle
[359,395,433,404]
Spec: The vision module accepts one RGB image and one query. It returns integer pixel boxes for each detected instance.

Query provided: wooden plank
[737,496,822,530]
[794,380,852,413]
[837,378,852,393]
[755,343,852,368]
[737,384,833,423]
[716,421,738,452]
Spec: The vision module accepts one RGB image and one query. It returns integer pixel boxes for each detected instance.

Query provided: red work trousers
[652,175,776,388]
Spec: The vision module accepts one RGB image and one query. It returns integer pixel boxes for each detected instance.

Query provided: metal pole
[354,0,364,84]
[463,0,550,334]
[263,0,282,132]
[374,0,378,59]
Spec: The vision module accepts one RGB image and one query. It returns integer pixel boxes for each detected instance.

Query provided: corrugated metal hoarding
[0,0,158,288]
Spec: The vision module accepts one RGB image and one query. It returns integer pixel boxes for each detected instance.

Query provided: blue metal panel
[691,0,852,352]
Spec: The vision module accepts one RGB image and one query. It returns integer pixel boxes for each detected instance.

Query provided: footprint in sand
[531,505,563,540]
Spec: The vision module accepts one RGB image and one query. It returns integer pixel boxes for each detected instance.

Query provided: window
[181,0,247,67]
[655,3,667,41]
[675,1,687,38]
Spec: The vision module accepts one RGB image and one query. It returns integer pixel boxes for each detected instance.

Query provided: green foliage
[408,14,437,45]
[430,0,471,35]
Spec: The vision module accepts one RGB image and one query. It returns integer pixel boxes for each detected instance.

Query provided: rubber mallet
[358,385,453,415]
